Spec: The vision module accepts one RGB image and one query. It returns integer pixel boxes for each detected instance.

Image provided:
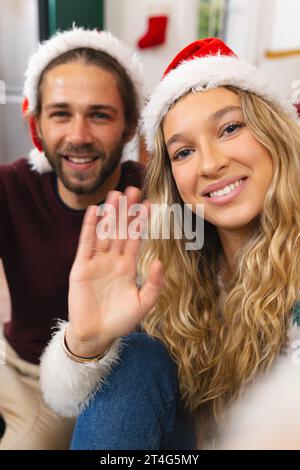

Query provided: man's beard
[43,140,124,195]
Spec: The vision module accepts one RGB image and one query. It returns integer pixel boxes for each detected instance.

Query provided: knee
[87,332,179,413]
[120,333,178,393]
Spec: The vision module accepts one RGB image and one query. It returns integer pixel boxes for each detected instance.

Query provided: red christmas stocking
[137,15,168,49]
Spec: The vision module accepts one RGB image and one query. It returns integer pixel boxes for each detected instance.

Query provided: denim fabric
[292,300,300,326]
[70,333,195,450]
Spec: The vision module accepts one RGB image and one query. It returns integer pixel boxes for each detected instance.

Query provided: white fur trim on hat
[28,147,53,174]
[40,321,122,418]
[24,26,144,112]
[142,54,299,154]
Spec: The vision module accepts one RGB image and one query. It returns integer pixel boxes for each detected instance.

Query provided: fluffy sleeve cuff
[40,321,122,417]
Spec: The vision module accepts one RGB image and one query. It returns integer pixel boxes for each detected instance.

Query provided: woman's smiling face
[162,87,273,232]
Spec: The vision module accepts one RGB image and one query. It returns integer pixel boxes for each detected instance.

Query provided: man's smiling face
[36,61,127,195]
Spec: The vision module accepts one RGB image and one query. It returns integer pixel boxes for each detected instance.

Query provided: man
[0,27,144,450]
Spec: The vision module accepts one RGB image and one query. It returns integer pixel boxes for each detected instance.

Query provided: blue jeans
[70,333,195,450]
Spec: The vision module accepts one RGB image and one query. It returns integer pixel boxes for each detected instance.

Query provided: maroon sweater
[0,158,143,364]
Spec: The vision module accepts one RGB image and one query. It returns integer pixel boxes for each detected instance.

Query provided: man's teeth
[208,179,244,198]
[66,156,97,164]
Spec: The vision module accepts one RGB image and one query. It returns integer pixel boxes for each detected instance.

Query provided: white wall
[271,0,300,50]
[225,0,274,64]
[0,0,38,164]
[225,0,300,98]
[105,0,300,99]
[260,0,300,98]
[0,81,4,164]
[105,0,198,96]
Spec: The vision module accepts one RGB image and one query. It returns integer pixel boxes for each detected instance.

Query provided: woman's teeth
[208,179,244,198]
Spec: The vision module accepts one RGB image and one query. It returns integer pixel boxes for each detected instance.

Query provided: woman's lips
[202,177,248,206]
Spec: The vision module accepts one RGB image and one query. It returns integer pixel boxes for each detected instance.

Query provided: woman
[40,38,300,449]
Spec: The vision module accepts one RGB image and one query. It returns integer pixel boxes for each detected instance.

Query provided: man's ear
[34,116,42,140]
[28,115,43,152]
[22,98,43,151]
[123,124,137,144]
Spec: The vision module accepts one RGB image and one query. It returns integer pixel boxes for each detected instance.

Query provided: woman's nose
[197,142,230,176]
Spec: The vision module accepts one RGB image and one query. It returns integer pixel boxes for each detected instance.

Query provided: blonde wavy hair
[138,86,300,441]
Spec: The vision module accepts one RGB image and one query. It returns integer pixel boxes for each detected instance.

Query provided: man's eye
[91,112,110,120]
[172,148,193,161]
[50,111,69,118]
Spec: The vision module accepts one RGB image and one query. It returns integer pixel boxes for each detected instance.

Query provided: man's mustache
[59,144,105,158]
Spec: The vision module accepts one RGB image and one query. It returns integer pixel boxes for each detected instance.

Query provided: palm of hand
[67,188,164,346]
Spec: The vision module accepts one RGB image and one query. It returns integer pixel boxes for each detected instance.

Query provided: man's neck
[57,165,121,210]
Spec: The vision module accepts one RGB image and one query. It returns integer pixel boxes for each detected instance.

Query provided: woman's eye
[172,148,193,161]
[222,122,244,137]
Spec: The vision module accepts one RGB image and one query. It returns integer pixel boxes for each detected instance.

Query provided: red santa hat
[142,37,298,154]
[23,27,144,173]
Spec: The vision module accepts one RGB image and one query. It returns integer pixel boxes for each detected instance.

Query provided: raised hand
[66,187,165,358]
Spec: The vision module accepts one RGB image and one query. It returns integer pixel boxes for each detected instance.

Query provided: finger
[124,186,143,206]
[123,200,150,258]
[110,187,142,254]
[139,259,165,316]
[94,191,120,252]
[75,205,98,261]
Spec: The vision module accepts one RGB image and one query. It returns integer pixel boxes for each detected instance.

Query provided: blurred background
[1,0,300,165]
